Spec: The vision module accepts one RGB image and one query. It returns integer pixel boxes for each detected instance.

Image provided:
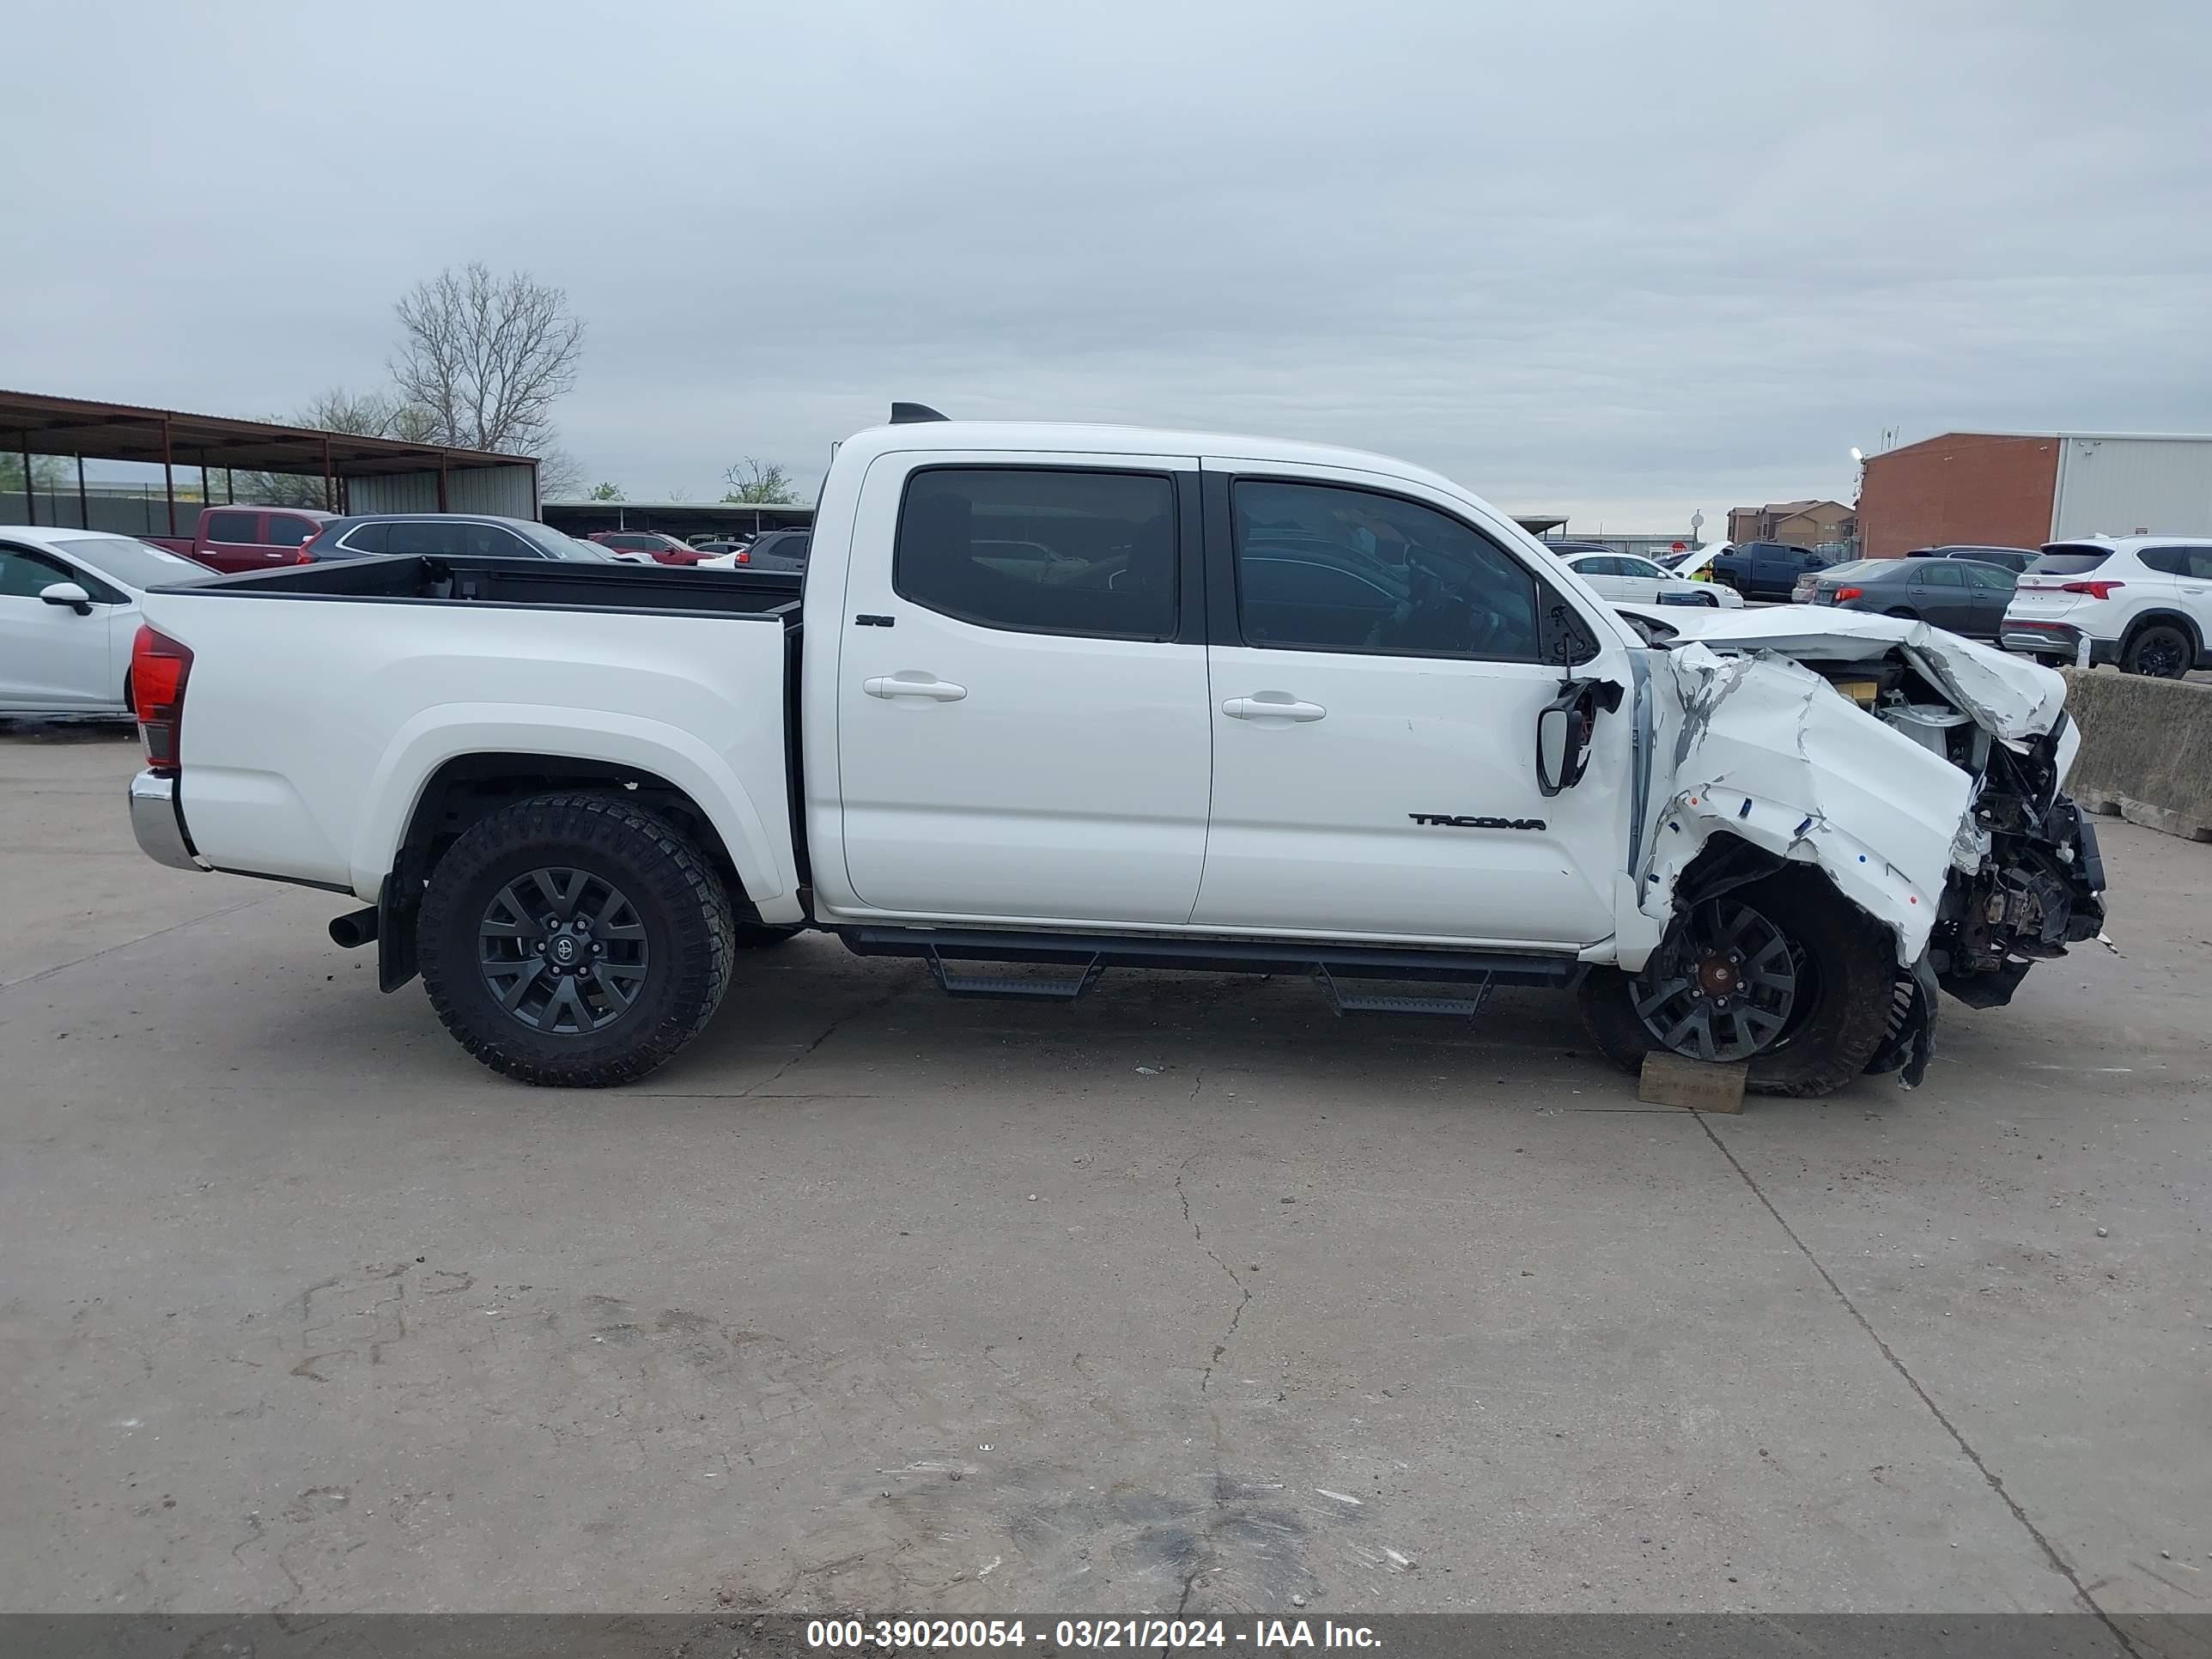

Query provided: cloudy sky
[5,0,2208,526]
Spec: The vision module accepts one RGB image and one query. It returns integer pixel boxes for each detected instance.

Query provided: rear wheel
[2122,622,2191,678]
[418,793,734,1086]
[1578,868,1897,1097]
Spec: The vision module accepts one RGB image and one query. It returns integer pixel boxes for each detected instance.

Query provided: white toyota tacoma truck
[126,410,2106,1095]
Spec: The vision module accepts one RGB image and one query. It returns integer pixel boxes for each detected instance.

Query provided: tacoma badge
[1409,813,1548,830]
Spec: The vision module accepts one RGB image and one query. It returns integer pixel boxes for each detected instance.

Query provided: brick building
[1856,430,2212,560]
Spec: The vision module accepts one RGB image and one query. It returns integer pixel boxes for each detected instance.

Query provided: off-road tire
[1577,867,1898,1098]
[418,793,735,1086]
[2122,622,2191,679]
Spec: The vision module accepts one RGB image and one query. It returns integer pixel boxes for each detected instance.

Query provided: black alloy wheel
[477,867,649,1033]
[1629,897,1800,1062]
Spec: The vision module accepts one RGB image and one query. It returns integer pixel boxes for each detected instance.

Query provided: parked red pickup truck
[149,506,336,574]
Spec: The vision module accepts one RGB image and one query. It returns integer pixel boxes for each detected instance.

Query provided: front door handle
[1222,692,1327,723]
[865,672,967,702]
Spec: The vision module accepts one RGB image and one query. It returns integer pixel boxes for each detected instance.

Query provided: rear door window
[386,521,462,556]
[264,515,319,547]
[1917,562,1964,587]
[895,467,1178,641]
[2140,546,2212,580]
[1960,562,2014,589]
[204,510,261,544]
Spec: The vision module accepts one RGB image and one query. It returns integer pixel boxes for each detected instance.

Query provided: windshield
[2028,547,2112,575]
[51,534,217,590]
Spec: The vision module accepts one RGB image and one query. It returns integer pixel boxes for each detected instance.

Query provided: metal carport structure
[0,388,539,535]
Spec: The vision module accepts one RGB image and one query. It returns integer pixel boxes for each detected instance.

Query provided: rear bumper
[128,770,208,872]
[2001,620,2117,665]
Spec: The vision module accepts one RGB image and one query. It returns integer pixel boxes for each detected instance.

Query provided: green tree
[0,453,69,494]
[722,457,798,504]
[586,481,625,501]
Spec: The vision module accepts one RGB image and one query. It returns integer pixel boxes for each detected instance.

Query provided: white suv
[2002,537,2212,678]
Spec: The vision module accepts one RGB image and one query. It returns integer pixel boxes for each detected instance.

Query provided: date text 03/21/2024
[805,1618,1382,1649]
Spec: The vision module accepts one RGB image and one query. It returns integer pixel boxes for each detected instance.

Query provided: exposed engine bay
[1621,605,2107,1086]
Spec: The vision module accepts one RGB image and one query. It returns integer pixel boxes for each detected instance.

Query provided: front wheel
[1578,868,1899,1097]
[418,793,735,1086]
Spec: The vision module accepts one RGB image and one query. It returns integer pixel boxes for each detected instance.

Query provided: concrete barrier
[2060,666,2212,842]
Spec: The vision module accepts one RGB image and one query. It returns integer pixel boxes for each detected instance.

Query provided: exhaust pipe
[328,907,380,949]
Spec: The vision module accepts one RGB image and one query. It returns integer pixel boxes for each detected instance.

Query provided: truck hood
[1625,603,2066,742]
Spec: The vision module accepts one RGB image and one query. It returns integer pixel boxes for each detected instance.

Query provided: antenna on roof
[890,402,948,424]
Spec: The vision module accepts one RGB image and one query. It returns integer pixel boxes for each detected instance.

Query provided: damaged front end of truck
[1622,608,2106,1090]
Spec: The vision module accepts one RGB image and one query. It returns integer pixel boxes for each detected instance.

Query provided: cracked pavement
[2,733,2207,1630]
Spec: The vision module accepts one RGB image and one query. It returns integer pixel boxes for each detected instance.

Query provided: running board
[842,925,1584,1001]
[926,949,1105,1002]
[1311,965,1491,1018]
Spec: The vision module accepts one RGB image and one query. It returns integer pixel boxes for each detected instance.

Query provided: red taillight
[132,625,193,773]
[2062,580,2124,599]
[295,550,315,565]
[1835,586,1863,601]
[735,550,750,563]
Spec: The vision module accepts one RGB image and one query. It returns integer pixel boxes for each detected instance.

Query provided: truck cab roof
[834,421,1479,507]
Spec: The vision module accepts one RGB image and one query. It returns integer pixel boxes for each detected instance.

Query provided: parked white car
[2002,537,2212,677]
[0,528,215,717]
[1559,549,1742,609]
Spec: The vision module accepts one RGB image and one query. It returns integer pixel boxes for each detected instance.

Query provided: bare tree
[295,385,430,440]
[722,457,799,504]
[391,263,586,458]
[229,386,438,507]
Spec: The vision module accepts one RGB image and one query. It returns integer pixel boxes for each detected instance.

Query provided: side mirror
[1536,678,1619,796]
[1536,705,1577,795]
[40,581,93,616]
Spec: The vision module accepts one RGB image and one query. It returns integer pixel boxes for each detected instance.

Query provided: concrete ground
[1,728,2205,1624]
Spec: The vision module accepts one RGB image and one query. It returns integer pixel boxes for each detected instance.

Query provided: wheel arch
[2121,607,2201,657]
[385,751,769,927]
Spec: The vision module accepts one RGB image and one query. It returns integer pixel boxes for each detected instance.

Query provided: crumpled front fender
[1643,644,1972,967]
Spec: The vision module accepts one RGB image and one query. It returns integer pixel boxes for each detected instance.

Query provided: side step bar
[926,949,1106,1002]
[842,926,1583,1012]
[1311,965,1490,1018]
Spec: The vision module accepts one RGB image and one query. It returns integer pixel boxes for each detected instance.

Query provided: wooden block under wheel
[1638,1052,1749,1113]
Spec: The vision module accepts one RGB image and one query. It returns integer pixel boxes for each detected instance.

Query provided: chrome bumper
[129,769,207,872]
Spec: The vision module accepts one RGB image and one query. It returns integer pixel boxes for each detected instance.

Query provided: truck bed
[139,554,806,908]
[150,553,805,621]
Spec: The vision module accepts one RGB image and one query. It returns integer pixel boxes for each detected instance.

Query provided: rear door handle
[865,672,967,702]
[1222,693,1327,723]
